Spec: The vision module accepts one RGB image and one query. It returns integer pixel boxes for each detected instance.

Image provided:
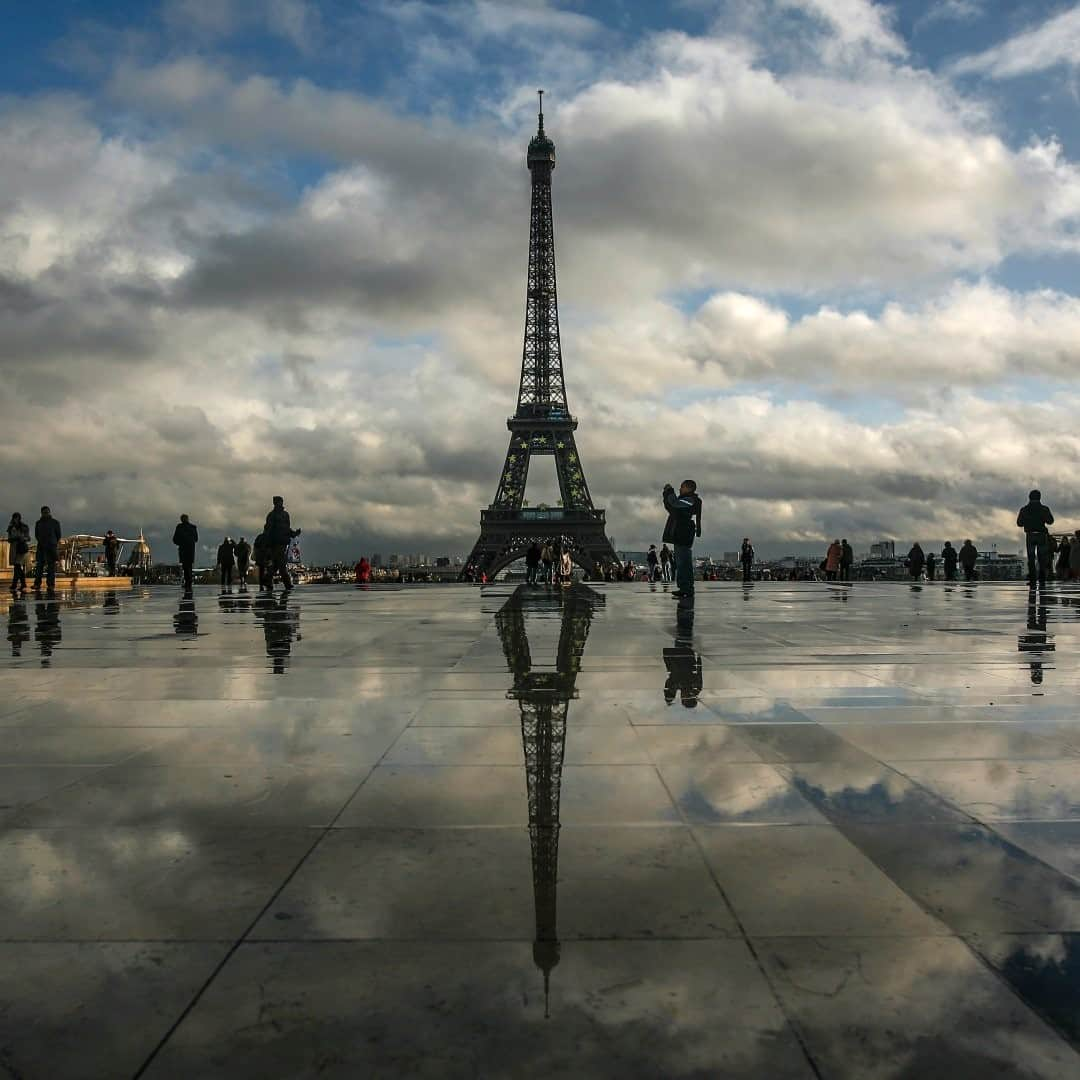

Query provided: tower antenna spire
[537,88,544,134]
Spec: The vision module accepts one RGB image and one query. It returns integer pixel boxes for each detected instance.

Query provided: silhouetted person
[264,496,301,592]
[647,544,660,582]
[840,539,854,582]
[740,538,755,584]
[7,512,30,596]
[824,539,841,581]
[1072,530,1080,581]
[942,541,958,582]
[252,531,271,592]
[663,480,701,599]
[906,543,925,581]
[103,530,119,576]
[525,542,542,585]
[1056,536,1071,581]
[7,601,30,656]
[234,537,251,591]
[540,543,555,585]
[172,514,198,592]
[926,552,937,581]
[33,506,61,592]
[1018,490,1054,587]
[959,539,979,582]
[34,600,61,664]
[660,543,673,582]
[217,537,236,591]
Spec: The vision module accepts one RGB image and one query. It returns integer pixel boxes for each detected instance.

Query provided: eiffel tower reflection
[495,583,603,1017]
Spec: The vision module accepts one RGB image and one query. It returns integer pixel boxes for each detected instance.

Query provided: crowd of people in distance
[182,496,301,596]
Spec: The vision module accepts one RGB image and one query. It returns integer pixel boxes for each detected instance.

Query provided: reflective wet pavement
[3,580,1080,1077]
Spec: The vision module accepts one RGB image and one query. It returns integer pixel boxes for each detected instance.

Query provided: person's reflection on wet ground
[173,595,198,637]
[664,599,702,708]
[1019,586,1055,685]
[7,601,30,657]
[34,601,61,665]
[102,591,120,614]
[254,593,301,673]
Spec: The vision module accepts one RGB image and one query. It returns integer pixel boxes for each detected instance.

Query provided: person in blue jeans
[662,481,702,599]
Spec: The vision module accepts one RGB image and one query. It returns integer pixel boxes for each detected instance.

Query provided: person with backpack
[959,540,979,582]
[662,480,702,599]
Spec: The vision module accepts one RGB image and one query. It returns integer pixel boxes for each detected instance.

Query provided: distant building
[371,553,383,568]
[722,551,738,565]
[870,541,895,559]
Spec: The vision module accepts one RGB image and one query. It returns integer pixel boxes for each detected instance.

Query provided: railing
[481,508,606,524]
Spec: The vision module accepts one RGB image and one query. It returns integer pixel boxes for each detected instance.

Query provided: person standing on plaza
[647,544,660,582]
[740,538,755,584]
[540,542,555,585]
[840,539,854,582]
[234,537,251,590]
[1055,535,1071,581]
[1071,530,1080,580]
[7,513,30,596]
[172,514,198,592]
[217,537,236,591]
[103,530,120,576]
[660,543,673,582]
[252,531,272,592]
[33,506,62,592]
[663,480,701,599]
[959,539,979,582]
[264,496,301,592]
[942,541,958,582]
[926,551,937,581]
[825,539,842,581]
[1017,490,1054,587]
[525,542,542,585]
[906,542,925,581]
[559,546,573,586]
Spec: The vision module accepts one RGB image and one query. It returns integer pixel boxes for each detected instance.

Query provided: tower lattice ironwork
[463,93,618,581]
[495,583,603,1016]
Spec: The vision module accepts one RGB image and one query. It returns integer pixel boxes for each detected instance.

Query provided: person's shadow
[664,599,702,708]
[1019,586,1055,685]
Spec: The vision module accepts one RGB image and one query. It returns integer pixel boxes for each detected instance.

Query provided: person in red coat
[355,558,371,584]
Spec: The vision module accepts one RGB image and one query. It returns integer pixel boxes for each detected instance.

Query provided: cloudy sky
[3,0,1080,562]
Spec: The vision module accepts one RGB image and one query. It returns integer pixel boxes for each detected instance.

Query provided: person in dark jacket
[264,496,301,591]
[663,481,701,599]
[172,514,198,592]
[647,544,660,582]
[659,543,673,582]
[740,538,754,584]
[1055,536,1071,581]
[942,541,958,581]
[33,506,62,592]
[926,552,937,581]
[840,539,854,582]
[959,539,979,582]
[525,542,542,585]
[906,543,925,581]
[217,537,236,591]
[234,537,251,591]
[1017,490,1054,586]
[103,530,120,576]
[252,531,272,592]
[7,513,30,596]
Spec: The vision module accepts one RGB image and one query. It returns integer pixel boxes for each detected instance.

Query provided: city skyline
[3,1,1080,563]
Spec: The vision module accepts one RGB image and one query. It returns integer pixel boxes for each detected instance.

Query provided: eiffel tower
[495,583,603,1016]
[463,93,619,581]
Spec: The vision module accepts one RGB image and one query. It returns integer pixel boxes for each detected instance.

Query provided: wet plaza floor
[3,579,1080,1077]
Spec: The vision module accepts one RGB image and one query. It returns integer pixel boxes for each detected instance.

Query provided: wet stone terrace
[3,580,1080,1078]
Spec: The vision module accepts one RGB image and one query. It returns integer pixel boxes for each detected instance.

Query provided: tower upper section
[527,91,556,176]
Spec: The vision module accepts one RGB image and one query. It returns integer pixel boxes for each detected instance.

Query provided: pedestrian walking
[662,480,701,599]
[103,530,120,576]
[740,538,755,584]
[172,514,198,592]
[825,539,842,581]
[942,541,958,581]
[926,552,937,581]
[217,537,236,591]
[525,542,542,585]
[33,506,62,592]
[959,539,979,582]
[558,546,573,586]
[252,531,272,592]
[355,557,371,584]
[6,513,30,596]
[234,537,251,590]
[264,496,301,592]
[906,543,925,581]
[1071,530,1080,581]
[647,544,660,582]
[541,543,555,585]
[1017,490,1054,587]
[660,543,673,582]
[1056,536,1071,580]
[840,539,854,582]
